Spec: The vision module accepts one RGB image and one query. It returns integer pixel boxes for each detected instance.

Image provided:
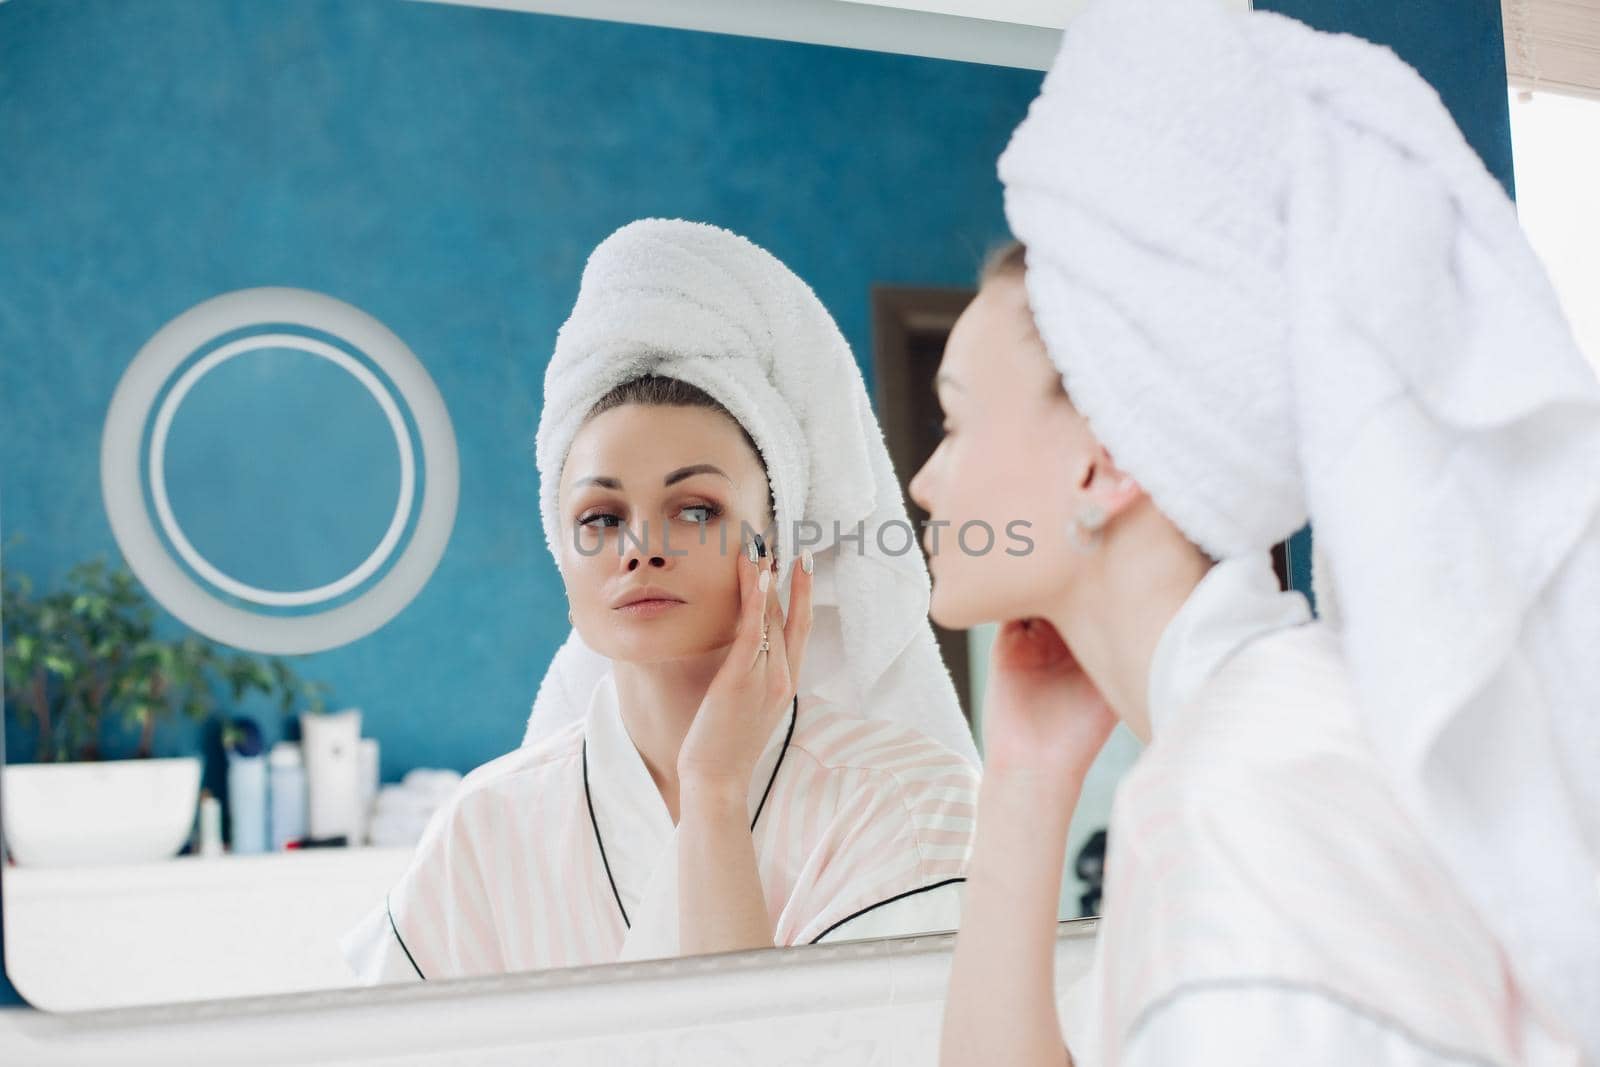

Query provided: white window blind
[1504,0,1600,99]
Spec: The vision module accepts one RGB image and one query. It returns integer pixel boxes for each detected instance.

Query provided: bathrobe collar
[581,671,796,928]
[1146,552,1313,738]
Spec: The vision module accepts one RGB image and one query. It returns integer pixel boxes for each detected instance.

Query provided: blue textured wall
[0,0,1039,780]
[1258,0,1515,195]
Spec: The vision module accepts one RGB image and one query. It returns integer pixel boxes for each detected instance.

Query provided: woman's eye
[578,512,621,529]
[678,504,720,524]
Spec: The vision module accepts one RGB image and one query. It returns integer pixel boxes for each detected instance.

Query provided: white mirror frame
[421,0,1251,71]
[0,920,1098,1065]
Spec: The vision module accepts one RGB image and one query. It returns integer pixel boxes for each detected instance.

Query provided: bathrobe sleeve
[814,880,966,943]
[339,781,507,984]
[339,897,428,985]
[1056,970,1103,1067]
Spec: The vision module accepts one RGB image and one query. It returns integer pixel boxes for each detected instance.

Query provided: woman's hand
[675,540,814,956]
[980,618,1116,788]
[678,539,815,797]
[941,618,1109,1067]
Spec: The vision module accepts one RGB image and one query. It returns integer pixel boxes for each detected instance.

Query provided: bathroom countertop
[3,846,414,1011]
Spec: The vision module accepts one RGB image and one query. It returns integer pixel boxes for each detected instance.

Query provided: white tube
[197,791,223,858]
[300,708,363,843]
[356,737,380,847]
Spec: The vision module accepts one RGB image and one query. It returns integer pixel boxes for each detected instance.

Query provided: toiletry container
[226,751,268,854]
[356,737,380,847]
[300,709,363,843]
[197,790,223,858]
[268,742,307,850]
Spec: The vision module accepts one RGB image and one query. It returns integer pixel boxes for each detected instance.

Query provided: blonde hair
[978,239,1065,400]
[979,239,1027,286]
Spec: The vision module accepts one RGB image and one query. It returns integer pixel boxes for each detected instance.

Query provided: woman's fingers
[761,566,791,696]
[764,555,783,621]
[763,569,783,640]
[727,540,769,673]
[725,543,805,690]
[754,554,779,643]
[783,550,814,683]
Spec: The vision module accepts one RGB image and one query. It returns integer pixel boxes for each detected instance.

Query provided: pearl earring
[1069,503,1107,553]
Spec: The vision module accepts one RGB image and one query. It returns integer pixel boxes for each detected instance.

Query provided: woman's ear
[1082,445,1144,523]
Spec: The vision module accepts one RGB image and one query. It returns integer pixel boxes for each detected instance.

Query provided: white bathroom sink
[1,756,201,867]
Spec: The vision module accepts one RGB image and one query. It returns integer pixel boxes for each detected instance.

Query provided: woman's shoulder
[1135,619,1368,797]
[447,717,588,811]
[1204,618,1355,719]
[788,695,980,781]
[1110,617,1448,923]
[1105,622,1515,1039]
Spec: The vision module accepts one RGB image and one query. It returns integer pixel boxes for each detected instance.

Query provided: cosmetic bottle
[224,717,268,854]
[301,708,363,843]
[197,790,223,858]
[356,737,380,847]
[268,741,307,851]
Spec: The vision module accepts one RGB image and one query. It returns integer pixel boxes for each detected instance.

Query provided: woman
[341,219,980,982]
[918,1,1599,1064]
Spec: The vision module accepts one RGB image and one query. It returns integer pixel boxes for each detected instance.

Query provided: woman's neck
[1043,514,1212,744]
[610,648,727,822]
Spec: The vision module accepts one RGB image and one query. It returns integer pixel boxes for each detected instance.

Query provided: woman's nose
[908,457,935,514]
[619,521,671,570]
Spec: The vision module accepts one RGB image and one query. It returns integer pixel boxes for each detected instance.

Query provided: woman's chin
[929,586,982,632]
[598,626,730,665]
[931,579,1028,633]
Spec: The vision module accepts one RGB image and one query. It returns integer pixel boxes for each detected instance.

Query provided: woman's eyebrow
[663,464,732,486]
[571,464,732,491]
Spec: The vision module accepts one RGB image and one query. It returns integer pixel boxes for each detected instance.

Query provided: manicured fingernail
[746,539,758,563]
[802,550,814,575]
[754,533,766,558]
[758,568,771,593]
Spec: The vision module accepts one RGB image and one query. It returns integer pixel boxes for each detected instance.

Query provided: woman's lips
[613,598,683,618]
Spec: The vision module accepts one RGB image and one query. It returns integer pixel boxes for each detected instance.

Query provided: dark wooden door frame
[871,285,980,726]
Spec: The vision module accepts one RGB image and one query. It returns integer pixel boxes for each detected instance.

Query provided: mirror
[0,0,1129,1011]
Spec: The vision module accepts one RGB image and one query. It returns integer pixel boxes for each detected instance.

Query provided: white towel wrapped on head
[998,0,1600,1054]
[525,218,977,766]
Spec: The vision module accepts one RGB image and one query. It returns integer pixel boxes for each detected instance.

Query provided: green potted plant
[2,557,329,866]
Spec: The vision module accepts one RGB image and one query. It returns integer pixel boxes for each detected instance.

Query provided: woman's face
[557,403,773,664]
[908,274,1103,630]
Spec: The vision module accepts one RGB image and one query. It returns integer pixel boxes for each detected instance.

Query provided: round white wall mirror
[100,288,459,654]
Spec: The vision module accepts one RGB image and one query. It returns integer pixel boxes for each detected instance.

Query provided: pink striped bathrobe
[341,672,979,982]
[1059,555,1583,1067]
